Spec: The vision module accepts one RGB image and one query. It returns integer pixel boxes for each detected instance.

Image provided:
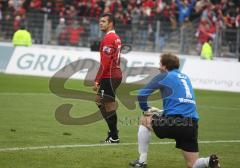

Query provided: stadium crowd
[0,0,239,52]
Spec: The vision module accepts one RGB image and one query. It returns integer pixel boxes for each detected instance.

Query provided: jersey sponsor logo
[178,98,196,104]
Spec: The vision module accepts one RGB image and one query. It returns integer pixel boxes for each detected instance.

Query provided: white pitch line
[0,140,240,152]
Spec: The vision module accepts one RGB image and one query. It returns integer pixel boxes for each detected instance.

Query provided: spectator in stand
[110,0,122,15]
[97,0,106,12]
[56,17,67,45]
[169,1,177,29]
[203,3,218,29]
[42,1,54,17]
[196,19,216,54]
[122,11,132,43]
[89,1,103,40]
[156,1,175,25]
[2,13,14,39]
[54,0,65,18]
[89,0,103,18]
[142,0,155,10]
[175,0,196,25]
[138,7,149,51]
[237,9,240,58]
[103,5,111,14]
[27,0,44,44]
[223,3,238,53]
[77,1,89,17]
[1,0,15,39]
[67,20,84,46]
[65,5,77,25]
[176,0,196,54]
[13,15,22,32]
[131,6,141,26]
[15,1,26,17]
[131,7,141,45]
[235,8,240,28]
[180,19,191,54]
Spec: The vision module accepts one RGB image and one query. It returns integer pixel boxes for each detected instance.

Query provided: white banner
[182,59,240,92]
[5,46,160,83]
[5,46,240,92]
[6,46,97,79]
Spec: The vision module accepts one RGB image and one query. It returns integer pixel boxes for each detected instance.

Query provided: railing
[1,12,239,60]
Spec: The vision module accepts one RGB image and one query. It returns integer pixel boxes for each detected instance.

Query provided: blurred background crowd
[0,0,239,57]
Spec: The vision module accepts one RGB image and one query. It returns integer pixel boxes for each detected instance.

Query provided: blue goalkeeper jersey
[138,69,199,120]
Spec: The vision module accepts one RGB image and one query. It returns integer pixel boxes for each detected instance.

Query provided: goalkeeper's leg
[130,115,152,167]
[138,115,153,164]
[138,125,151,164]
[138,115,152,163]
[182,150,220,168]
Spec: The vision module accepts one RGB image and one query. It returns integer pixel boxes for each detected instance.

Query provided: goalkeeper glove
[144,107,163,116]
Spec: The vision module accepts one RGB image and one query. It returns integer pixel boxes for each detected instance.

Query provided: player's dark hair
[160,53,180,71]
[100,13,115,27]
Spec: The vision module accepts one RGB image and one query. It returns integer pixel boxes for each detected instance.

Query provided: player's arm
[94,55,103,91]
[138,73,166,114]
[94,64,103,88]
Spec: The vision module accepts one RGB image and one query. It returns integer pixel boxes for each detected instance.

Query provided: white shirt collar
[106,30,115,35]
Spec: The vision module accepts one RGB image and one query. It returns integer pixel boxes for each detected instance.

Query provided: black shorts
[152,115,199,152]
[98,78,122,102]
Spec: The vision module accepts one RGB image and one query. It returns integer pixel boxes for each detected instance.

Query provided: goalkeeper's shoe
[129,160,147,168]
[209,154,220,168]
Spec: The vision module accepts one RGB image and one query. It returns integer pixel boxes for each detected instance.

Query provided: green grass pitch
[0,73,240,168]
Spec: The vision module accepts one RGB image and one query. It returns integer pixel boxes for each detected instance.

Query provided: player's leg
[138,116,152,163]
[129,115,152,168]
[95,94,118,142]
[95,94,119,142]
[104,101,119,141]
[173,118,203,168]
[182,150,220,168]
[182,150,200,168]
[97,78,121,143]
[104,78,121,142]
[176,118,220,168]
[193,154,220,168]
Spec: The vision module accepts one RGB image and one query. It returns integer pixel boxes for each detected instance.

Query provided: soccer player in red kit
[93,13,122,143]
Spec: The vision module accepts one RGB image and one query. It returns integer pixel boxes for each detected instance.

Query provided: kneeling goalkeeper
[130,53,220,168]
